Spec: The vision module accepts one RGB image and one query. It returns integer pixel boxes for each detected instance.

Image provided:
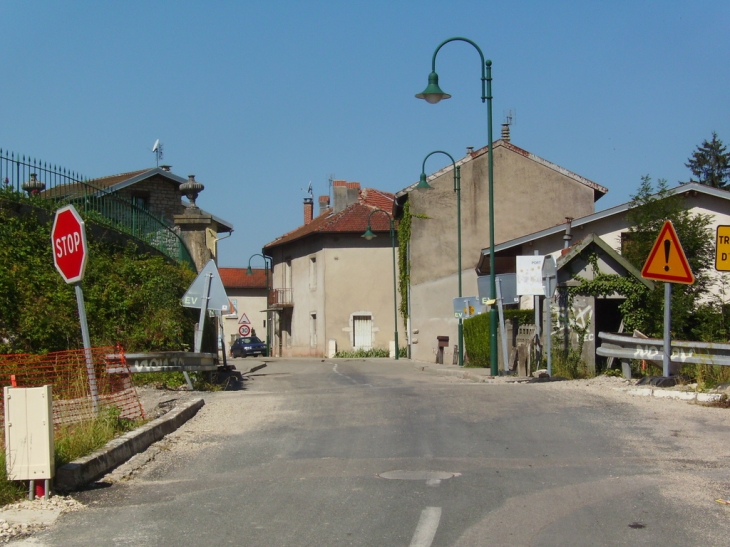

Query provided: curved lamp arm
[419,150,458,192]
[362,208,395,240]
[416,37,491,104]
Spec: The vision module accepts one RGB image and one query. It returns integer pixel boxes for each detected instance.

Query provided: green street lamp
[419,151,463,367]
[416,37,497,376]
[361,209,400,360]
[246,253,272,357]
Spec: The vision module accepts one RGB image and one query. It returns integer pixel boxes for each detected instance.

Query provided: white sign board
[516,256,545,295]
[181,260,230,312]
[478,273,519,304]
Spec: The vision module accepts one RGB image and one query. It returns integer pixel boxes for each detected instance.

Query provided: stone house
[48,165,234,272]
[263,182,399,357]
[395,131,608,364]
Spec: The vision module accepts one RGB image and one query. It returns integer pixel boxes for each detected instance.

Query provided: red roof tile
[219,268,269,289]
[264,188,396,250]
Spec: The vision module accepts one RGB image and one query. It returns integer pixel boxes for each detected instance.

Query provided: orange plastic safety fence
[0,347,145,430]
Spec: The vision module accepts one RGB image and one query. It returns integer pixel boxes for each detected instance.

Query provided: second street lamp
[416,36,498,376]
[419,151,464,367]
[246,253,272,357]
[361,209,400,360]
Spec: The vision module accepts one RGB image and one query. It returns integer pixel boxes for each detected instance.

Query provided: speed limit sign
[238,324,251,336]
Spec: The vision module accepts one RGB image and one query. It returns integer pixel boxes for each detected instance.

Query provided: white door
[353,315,372,350]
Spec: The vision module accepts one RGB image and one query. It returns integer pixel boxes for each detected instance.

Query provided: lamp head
[415,71,451,104]
[361,225,376,240]
[246,265,253,276]
[416,173,433,192]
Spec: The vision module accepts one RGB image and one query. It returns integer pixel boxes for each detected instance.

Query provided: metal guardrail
[105,352,219,374]
[597,332,730,367]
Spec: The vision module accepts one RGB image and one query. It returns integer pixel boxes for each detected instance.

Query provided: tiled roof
[219,268,268,289]
[264,188,396,250]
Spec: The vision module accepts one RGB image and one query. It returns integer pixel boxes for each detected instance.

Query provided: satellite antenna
[152,139,164,167]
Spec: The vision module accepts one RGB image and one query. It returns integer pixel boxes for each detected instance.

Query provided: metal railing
[268,288,293,307]
[0,149,195,269]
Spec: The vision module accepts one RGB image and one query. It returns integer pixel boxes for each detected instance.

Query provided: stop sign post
[51,205,98,413]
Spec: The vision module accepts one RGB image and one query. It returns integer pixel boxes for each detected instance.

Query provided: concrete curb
[413,362,725,403]
[55,398,205,492]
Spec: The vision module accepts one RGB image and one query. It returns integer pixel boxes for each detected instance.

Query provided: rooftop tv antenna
[328,174,335,200]
[152,139,164,167]
[503,109,516,126]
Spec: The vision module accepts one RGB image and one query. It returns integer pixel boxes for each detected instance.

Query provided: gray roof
[480,182,728,258]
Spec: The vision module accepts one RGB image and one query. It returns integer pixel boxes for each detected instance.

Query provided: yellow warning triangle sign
[641,220,695,284]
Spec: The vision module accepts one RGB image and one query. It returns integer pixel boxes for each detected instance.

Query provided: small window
[309,256,317,289]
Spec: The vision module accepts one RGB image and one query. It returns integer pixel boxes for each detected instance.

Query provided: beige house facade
[396,136,608,364]
[219,268,270,353]
[263,182,400,358]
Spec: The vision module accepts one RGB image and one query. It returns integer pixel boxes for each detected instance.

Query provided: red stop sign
[52,205,88,284]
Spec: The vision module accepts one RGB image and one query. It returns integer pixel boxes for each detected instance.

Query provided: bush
[462,309,535,368]
[334,348,390,358]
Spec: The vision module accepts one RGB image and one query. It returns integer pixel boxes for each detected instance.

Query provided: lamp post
[247,253,272,356]
[418,151,463,367]
[361,209,400,360]
[416,37,497,376]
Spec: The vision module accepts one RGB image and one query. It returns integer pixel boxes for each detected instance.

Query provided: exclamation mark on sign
[664,240,671,272]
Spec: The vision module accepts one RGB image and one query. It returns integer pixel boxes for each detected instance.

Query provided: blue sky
[2,1,728,267]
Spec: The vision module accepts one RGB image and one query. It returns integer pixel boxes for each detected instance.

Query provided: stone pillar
[174,207,216,272]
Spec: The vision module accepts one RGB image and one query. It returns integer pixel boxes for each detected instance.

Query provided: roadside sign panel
[478,273,519,304]
[641,220,694,284]
[516,256,545,295]
[453,296,482,319]
[51,205,88,284]
[716,225,730,271]
[182,260,231,311]
[238,313,251,325]
[238,324,251,336]
[542,255,558,297]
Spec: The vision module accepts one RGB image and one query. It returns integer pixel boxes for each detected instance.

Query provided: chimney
[466,146,474,156]
[563,217,573,248]
[304,197,313,225]
[160,165,172,172]
[346,182,361,206]
[333,180,347,213]
[501,123,510,143]
[318,195,330,216]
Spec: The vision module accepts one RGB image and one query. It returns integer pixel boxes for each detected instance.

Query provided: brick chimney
[333,180,347,213]
[303,197,313,225]
[318,195,330,216]
[346,182,361,207]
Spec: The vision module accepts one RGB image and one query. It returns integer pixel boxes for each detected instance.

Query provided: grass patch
[54,405,146,468]
[0,452,29,506]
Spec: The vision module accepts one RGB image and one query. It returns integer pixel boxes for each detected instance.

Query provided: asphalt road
[17,359,730,546]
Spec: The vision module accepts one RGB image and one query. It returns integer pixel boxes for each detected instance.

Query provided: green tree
[685,132,730,188]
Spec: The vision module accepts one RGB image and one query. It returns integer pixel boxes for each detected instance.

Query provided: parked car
[230,336,267,358]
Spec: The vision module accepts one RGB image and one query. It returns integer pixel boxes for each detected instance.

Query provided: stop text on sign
[51,205,89,284]
[55,232,83,258]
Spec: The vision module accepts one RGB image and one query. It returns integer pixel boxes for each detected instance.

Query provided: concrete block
[327,339,337,359]
[697,393,722,403]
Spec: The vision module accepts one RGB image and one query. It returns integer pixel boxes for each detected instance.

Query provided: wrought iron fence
[0,149,195,269]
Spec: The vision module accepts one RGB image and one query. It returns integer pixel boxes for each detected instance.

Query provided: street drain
[377,471,458,481]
